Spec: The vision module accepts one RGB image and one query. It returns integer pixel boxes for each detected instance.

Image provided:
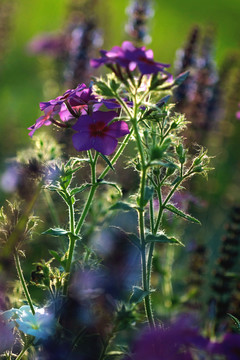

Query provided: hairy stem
[14,251,35,315]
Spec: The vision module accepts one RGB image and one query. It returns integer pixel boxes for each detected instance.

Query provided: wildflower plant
[1,41,212,359]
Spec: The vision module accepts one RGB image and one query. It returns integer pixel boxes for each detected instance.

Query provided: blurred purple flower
[27,33,65,56]
[91,41,170,75]
[125,314,207,360]
[0,315,15,353]
[236,104,240,119]
[72,111,129,155]
[208,333,240,360]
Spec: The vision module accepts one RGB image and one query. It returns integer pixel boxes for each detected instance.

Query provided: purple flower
[27,33,65,56]
[72,111,129,155]
[91,41,170,75]
[28,105,56,137]
[208,333,240,360]
[28,84,102,136]
[125,314,208,360]
[0,315,15,353]
[236,104,240,119]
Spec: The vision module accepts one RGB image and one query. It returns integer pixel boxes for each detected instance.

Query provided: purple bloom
[28,84,102,136]
[208,333,240,360]
[125,314,208,360]
[0,315,15,353]
[91,41,170,75]
[236,104,240,119]
[72,111,129,155]
[27,33,65,56]
[28,105,56,137]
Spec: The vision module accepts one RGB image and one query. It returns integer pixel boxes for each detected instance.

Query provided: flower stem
[14,251,35,315]
[75,152,98,235]
[132,117,155,328]
[15,340,34,360]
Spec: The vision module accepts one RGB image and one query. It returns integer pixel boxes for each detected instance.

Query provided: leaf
[174,71,190,85]
[110,78,120,92]
[130,286,151,304]
[127,233,141,250]
[43,228,68,236]
[95,81,114,97]
[165,204,201,224]
[109,226,141,250]
[227,313,240,331]
[146,233,184,246]
[96,180,122,194]
[149,160,178,169]
[144,186,154,202]
[70,184,92,196]
[48,250,62,263]
[42,228,80,240]
[110,201,134,212]
[99,153,115,171]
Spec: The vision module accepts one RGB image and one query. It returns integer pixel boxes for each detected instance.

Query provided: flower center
[89,121,108,137]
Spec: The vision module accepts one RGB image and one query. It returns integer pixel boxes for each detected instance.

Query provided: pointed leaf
[149,160,178,169]
[146,233,184,246]
[42,228,80,240]
[99,153,115,171]
[70,184,92,196]
[227,313,240,331]
[174,71,190,85]
[144,186,154,202]
[127,233,141,250]
[165,204,201,224]
[49,250,62,263]
[130,286,151,304]
[96,180,122,194]
[110,201,134,212]
[43,228,68,236]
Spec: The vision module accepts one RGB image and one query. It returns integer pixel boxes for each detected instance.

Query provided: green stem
[75,153,98,235]
[132,116,155,328]
[15,340,34,360]
[14,251,35,315]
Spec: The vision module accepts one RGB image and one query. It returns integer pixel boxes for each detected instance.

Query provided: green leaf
[110,78,120,92]
[109,226,141,250]
[171,176,182,186]
[146,233,184,246]
[43,228,68,236]
[99,153,115,171]
[95,81,114,97]
[96,180,122,194]
[130,286,151,304]
[48,250,62,263]
[70,184,92,196]
[127,233,141,250]
[144,186,154,202]
[174,71,190,85]
[110,201,134,212]
[227,313,240,332]
[42,228,80,240]
[149,160,178,169]
[165,204,201,224]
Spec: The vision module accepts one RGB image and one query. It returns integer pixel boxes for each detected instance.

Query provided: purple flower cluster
[28,83,129,155]
[125,314,240,360]
[125,315,207,360]
[91,41,170,75]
